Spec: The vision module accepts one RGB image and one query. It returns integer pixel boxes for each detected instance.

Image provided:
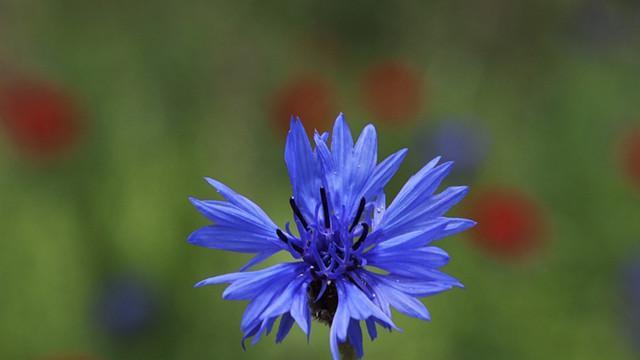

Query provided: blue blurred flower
[95,276,156,339]
[417,119,490,180]
[188,114,475,359]
[622,259,640,351]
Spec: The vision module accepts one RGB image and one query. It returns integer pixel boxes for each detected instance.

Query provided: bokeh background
[1,1,640,359]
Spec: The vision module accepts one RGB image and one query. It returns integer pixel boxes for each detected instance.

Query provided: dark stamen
[352,223,369,250]
[276,229,303,254]
[289,197,309,230]
[276,229,289,243]
[320,187,331,228]
[350,197,366,232]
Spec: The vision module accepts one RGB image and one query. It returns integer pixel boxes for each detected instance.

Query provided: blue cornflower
[423,119,491,179]
[188,114,475,359]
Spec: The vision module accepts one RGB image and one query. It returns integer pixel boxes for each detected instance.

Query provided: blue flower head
[188,114,475,359]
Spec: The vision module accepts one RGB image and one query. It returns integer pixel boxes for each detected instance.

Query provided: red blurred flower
[619,126,640,190]
[270,75,335,136]
[0,78,81,159]
[467,188,545,259]
[360,60,424,124]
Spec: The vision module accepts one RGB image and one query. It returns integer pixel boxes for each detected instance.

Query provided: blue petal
[341,280,397,327]
[284,117,321,220]
[331,114,354,212]
[330,282,350,360]
[347,125,378,200]
[240,286,283,336]
[241,323,260,350]
[222,264,308,346]
[385,187,472,239]
[381,158,451,225]
[251,316,277,346]
[290,281,312,337]
[379,185,472,239]
[331,113,354,178]
[354,148,407,212]
[320,131,330,142]
[372,193,386,230]
[260,277,307,321]
[189,198,274,231]
[330,278,398,359]
[369,222,447,251]
[346,271,392,319]
[226,264,304,301]
[276,313,295,343]
[379,275,457,297]
[314,133,341,213]
[188,225,282,253]
[366,246,450,270]
[419,186,470,217]
[385,266,464,286]
[204,177,277,228]
[194,263,304,300]
[347,320,364,358]
[387,157,445,214]
[371,217,475,251]
[188,194,284,262]
[359,271,440,322]
[365,319,378,341]
[372,279,431,321]
[239,251,278,271]
[194,271,246,288]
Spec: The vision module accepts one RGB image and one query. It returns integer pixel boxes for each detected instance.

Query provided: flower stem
[339,342,356,360]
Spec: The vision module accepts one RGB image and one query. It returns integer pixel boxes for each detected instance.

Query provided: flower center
[275,187,373,324]
[275,187,370,280]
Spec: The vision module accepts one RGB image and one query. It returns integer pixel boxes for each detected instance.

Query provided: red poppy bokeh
[618,126,640,190]
[270,75,335,136]
[467,188,546,259]
[360,60,424,125]
[0,78,81,160]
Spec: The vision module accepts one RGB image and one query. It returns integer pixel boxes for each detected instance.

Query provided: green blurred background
[1,1,640,359]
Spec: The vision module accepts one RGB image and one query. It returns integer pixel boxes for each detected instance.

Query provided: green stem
[339,342,356,360]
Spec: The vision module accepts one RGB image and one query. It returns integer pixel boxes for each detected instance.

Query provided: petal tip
[204,177,223,191]
[186,231,199,244]
[440,160,455,171]
[363,123,377,134]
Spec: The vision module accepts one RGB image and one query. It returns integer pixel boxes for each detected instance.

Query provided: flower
[621,258,640,352]
[271,75,335,136]
[188,114,475,359]
[360,60,424,124]
[0,77,81,160]
[466,187,545,259]
[94,275,157,339]
[617,125,640,191]
[416,118,491,180]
